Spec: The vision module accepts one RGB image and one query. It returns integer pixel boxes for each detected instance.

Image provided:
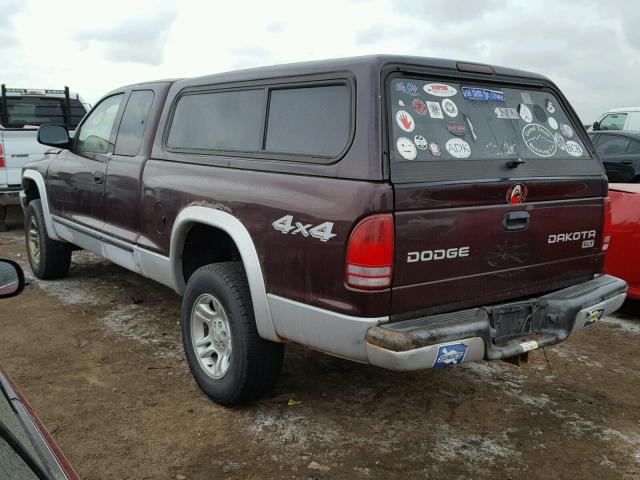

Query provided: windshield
[389,77,589,165]
[1,96,86,129]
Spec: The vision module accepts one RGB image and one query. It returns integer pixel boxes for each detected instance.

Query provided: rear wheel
[24,200,71,279]
[181,262,284,406]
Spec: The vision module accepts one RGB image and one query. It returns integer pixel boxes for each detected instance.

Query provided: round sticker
[414,134,428,150]
[545,99,556,113]
[396,137,417,160]
[554,132,566,150]
[565,140,583,157]
[522,123,557,157]
[396,110,415,133]
[442,98,458,117]
[428,142,442,157]
[548,117,558,130]
[445,138,472,158]
[447,121,466,136]
[518,104,533,123]
[412,99,427,115]
[560,123,574,139]
[423,83,458,97]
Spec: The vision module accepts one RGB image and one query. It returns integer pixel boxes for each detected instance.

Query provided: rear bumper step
[366,275,627,371]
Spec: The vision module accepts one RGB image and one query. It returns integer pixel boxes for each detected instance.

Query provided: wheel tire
[24,200,72,279]
[181,262,284,406]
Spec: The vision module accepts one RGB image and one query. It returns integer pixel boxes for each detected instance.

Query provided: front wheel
[24,200,71,279]
[181,262,284,406]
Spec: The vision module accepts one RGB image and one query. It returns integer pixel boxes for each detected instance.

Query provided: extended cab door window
[76,94,124,154]
[114,90,155,156]
[595,135,629,155]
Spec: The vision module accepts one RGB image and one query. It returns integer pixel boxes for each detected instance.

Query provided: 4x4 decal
[272,215,337,242]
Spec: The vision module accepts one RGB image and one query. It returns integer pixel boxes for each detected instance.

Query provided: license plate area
[488,303,534,344]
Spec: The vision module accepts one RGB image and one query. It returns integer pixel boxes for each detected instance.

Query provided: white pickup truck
[0,85,87,230]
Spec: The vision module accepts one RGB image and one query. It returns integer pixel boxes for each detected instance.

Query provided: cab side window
[599,113,627,131]
[595,135,629,155]
[114,90,155,156]
[76,94,124,154]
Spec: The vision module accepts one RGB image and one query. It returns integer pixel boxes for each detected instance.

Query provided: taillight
[345,214,394,290]
[602,196,612,251]
[0,142,4,168]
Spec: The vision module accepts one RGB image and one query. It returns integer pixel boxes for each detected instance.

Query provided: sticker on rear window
[555,132,566,150]
[548,117,558,130]
[565,140,583,157]
[426,101,444,119]
[423,83,457,97]
[442,98,458,117]
[546,99,556,113]
[395,81,419,96]
[461,87,504,102]
[414,134,428,150]
[412,99,427,115]
[522,123,556,157]
[495,107,519,119]
[560,123,574,138]
[396,137,417,160]
[447,121,466,136]
[518,104,533,123]
[445,138,471,158]
[396,110,415,132]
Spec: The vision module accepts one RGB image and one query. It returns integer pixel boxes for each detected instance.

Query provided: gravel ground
[0,207,639,480]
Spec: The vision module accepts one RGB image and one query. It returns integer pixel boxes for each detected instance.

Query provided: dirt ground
[0,207,639,480]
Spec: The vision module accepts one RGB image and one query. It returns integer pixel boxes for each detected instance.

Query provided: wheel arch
[21,169,62,241]
[170,206,281,342]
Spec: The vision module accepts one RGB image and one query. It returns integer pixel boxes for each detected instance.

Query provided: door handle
[621,160,632,165]
[93,171,104,184]
[502,211,530,231]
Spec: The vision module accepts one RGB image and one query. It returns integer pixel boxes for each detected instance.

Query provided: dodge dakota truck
[0,85,87,230]
[21,56,627,405]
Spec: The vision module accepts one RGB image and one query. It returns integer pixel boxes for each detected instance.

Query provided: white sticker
[520,340,539,353]
[426,101,444,119]
[560,123,574,139]
[495,107,519,119]
[565,140,583,157]
[522,123,557,157]
[423,83,457,97]
[555,132,566,150]
[396,110,415,132]
[545,99,556,113]
[445,138,471,158]
[414,134,428,150]
[441,98,458,117]
[548,117,558,130]
[398,99,405,107]
[518,104,533,123]
[396,137,417,160]
[521,92,532,104]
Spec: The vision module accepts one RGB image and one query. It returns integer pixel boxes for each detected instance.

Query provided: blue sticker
[433,343,467,367]
[395,81,419,97]
[583,308,605,328]
[461,87,505,102]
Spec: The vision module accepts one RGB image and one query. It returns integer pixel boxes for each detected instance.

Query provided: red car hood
[609,183,640,194]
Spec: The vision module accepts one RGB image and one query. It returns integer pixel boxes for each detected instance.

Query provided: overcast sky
[1,0,637,123]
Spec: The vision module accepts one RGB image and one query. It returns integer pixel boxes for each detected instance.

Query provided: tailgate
[387,74,607,317]
[393,180,606,315]
[0,130,49,185]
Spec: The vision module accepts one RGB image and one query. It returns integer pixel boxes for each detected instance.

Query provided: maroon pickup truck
[20,56,627,405]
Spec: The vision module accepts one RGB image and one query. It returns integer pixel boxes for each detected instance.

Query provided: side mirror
[0,259,25,299]
[37,124,71,149]
[592,121,600,131]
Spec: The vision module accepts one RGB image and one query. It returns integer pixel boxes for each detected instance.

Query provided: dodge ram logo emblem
[506,184,528,205]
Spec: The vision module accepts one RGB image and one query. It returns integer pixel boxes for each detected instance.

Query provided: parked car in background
[22,55,627,406]
[0,86,87,231]
[0,259,79,479]
[588,131,640,183]
[605,184,640,300]
[591,107,640,132]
